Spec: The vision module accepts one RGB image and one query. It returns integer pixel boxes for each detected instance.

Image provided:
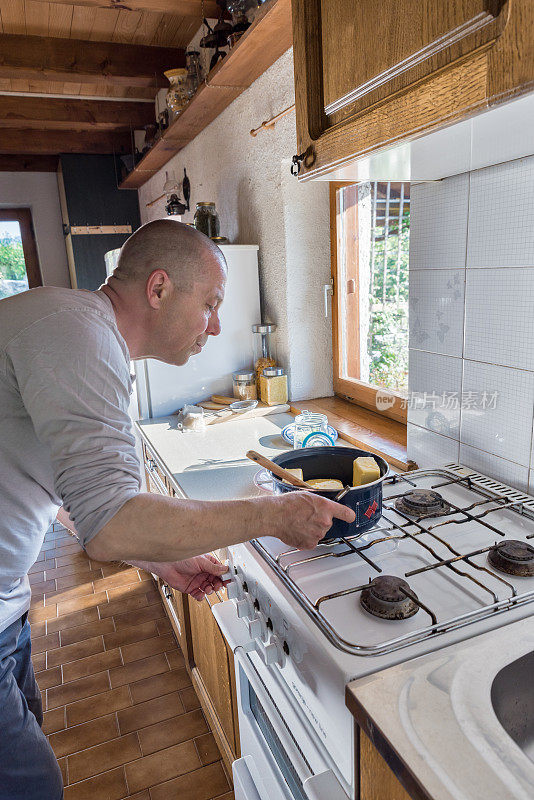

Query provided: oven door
[232,647,350,800]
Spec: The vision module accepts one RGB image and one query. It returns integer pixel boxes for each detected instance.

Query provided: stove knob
[226,575,244,601]
[236,598,254,619]
[220,570,233,584]
[255,635,284,667]
[248,611,267,640]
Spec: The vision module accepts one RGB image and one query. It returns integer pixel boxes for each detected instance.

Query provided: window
[330,182,410,422]
[0,208,42,300]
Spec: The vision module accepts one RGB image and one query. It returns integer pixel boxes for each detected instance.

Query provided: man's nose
[207,311,221,336]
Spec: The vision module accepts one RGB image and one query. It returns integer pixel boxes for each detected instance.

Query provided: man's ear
[145,269,171,309]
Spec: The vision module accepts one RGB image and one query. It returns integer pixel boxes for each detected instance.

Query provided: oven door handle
[303,770,350,800]
[232,756,263,800]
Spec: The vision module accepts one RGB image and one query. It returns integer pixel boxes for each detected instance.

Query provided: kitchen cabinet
[360,730,413,800]
[291,0,534,179]
[141,438,240,779]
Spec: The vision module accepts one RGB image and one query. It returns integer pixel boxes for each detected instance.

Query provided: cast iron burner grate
[395,488,452,518]
[488,540,534,577]
[360,575,419,620]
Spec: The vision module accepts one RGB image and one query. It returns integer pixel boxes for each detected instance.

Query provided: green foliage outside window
[367,209,410,394]
[0,234,26,280]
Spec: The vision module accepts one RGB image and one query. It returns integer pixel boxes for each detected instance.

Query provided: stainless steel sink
[491,650,534,764]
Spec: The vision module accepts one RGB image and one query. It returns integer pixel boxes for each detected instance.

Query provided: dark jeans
[0,613,63,799]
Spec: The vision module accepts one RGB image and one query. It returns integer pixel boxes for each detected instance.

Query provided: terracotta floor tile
[137,708,208,757]
[129,666,191,704]
[32,652,46,672]
[47,635,104,668]
[117,690,184,735]
[166,649,186,670]
[195,733,220,766]
[97,591,155,620]
[66,685,132,727]
[67,732,141,783]
[110,602,165,630]
[102,620,159,650]
[32,631,60,654]
[180,685,201,712]
[54,552,88,568]
[43,706,66,735]
[62,647,123,683]
[93,569,142,593]
[107,581,156,601]
[124,739,200,794]
[126,791,150,800]
[35,666,62,690]
[120,633,176,664]
[55,570,102,590]
[213,792,235,800]
[49,713,119,759]
[30,578,57,594]
[29,559,46,573]
[29,620,46,638]
[29,604,58,623]
[45,563,103,581]
[29,570,46,585]
[156,617,173,635]
[34,551,45,563]
[63,766,127,800]
[46,583,96,606]
[58,616,114,644]
[47,670,110,709]
[40,538,59,551]
[109,652,169,688]
[149,761,230,800]
[57,591,107,616]
[58,756,67,785]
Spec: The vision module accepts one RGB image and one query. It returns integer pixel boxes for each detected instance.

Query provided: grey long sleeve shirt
[0,287,141,632]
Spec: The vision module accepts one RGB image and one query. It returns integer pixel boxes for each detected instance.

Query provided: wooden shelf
[120,0,292,190]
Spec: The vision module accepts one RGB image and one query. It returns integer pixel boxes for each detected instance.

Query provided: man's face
[156,258,226,366]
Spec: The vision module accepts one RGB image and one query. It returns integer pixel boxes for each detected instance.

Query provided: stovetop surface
[253,465,534,656]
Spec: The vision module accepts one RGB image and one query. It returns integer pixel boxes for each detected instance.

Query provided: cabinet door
[360,730,413,800]
[292,0,532,179]
[188,591,238,763]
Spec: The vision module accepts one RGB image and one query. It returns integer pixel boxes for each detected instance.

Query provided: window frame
[0,207,42,291]
[329,182,407,425]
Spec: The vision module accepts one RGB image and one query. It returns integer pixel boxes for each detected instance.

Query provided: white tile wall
[464,268,534,370]
[408,156,534,492]
[467,156,534,267]
[460,361,534,466]
[459,444,530,494]
[409,269,465,356]
[407,424,459,468]
[409,173,469,269]
[408,350,462,438]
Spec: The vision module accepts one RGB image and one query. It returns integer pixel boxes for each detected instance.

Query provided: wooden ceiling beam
[0,34,185,87]
[0,129,131,155]
[0,154,59,171]
[0,95,154,129]
[28,0,220,15]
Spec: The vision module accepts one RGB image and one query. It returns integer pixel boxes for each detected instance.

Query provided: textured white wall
[139,48,333,401]
[0,171,70,288]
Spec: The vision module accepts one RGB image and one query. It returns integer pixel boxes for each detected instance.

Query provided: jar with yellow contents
[259,367,288,406]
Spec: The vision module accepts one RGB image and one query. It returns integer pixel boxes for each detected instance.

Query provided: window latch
[323,279,334,318]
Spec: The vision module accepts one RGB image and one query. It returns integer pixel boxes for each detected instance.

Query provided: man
[0,219,354,798]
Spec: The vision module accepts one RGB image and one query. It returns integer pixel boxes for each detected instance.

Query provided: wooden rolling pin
[246,450,313,489]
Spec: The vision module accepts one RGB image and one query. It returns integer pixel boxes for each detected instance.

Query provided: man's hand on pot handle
[272,492,355,550]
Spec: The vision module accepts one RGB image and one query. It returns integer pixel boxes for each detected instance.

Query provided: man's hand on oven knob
[255,635,285,667]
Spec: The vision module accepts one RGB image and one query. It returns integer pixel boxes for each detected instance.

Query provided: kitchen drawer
[143,442,170,496]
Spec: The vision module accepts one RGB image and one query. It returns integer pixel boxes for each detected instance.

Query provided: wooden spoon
[246,450,314,489]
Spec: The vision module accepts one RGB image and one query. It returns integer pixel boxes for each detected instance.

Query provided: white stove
[214,464,534,800]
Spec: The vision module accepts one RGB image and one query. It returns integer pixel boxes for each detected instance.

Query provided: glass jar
[293,410,332,449]
[232,369,257,401]
[185,50,203,99]
[259,367,288,406]
[252,323,277,389]
[194,202,220,238]
[164,68,189,120]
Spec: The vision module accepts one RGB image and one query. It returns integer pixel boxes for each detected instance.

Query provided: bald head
[113,218,226,291]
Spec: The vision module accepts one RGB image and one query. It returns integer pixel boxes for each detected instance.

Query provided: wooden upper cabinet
[292,0,534,178]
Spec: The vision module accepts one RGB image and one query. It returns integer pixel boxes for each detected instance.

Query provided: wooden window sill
[290,397,415,472]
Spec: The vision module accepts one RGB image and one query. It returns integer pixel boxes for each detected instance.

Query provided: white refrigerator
[105,244,261,419]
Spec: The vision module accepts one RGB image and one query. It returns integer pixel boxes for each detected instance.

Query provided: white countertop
[347,616,534,800]
[136,412,296,500]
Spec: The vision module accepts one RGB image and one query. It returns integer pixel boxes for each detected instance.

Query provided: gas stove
[217,464,534,800]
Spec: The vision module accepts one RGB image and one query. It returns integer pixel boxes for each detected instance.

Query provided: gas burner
[360,575,419,620]
[488,540,534,577]
[395,488,452,518]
